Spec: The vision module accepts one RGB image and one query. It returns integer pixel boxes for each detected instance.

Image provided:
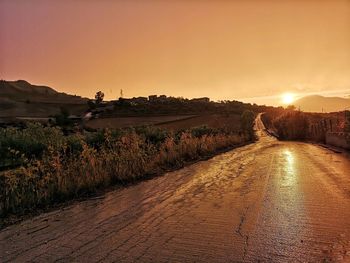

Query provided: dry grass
[263,110,347,142]
[0,127,250,216]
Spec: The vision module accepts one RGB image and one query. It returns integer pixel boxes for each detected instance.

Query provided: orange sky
[1,0,350,105]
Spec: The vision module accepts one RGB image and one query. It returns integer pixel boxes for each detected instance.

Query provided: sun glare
[282,93,295,104]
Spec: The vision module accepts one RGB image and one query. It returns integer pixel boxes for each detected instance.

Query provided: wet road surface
[1,114,350,262]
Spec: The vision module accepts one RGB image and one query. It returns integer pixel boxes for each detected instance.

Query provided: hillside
[294,95,350,113]
[0,80,86,103]
[0,80,88,117]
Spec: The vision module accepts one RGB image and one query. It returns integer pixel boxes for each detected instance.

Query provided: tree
[87,99,96,110]
[95,91,104,105]
[54,107,72,127]
[286,105,296,111]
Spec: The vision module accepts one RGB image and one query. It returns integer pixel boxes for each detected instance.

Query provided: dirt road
[1,114,350,262]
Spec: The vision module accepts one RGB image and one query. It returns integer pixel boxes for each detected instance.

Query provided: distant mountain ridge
[0,80,88,117]
[294,95,350,113]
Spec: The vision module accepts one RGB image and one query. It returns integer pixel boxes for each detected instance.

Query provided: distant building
[116,97,132,105]
[148,95,168,103]
[158,95,167,101]
[148,95,158,102]
[83,112,93,120]
[190,97,210,103]
[132,97,148,104]
[68,115,82,121]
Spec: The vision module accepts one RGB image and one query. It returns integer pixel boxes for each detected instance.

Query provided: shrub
[134,126,170,146]
[273,111,309,140]
[0,123,65,169]
[54,107,72,127]
[189,125,218,138]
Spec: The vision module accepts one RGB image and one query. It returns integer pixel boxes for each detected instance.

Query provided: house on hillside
[131,97,148,104]
[190,97,210,103]
[148,95,168,103]
[158,95,167,102]
[148,95,158,102]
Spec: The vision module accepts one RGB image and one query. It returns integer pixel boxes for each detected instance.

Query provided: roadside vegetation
[0,115,254,217]
[272,111,309,140]
[262,107,350,142]
[1,88,257,219]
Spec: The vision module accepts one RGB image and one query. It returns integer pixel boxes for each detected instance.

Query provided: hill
[0,80,86,103]
[0,80,88,117]
[294,95,350,113]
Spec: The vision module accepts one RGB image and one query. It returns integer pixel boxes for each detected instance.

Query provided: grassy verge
[262,109,349,143]
[0,123,253,218]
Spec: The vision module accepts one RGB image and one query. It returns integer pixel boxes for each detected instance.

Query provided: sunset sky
[1,0,350,105]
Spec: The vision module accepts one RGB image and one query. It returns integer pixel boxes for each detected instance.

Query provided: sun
[282,93,295,104]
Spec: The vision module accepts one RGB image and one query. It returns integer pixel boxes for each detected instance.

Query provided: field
[86,114,242,133]
[85,115,197,129]
[157,114,241,132]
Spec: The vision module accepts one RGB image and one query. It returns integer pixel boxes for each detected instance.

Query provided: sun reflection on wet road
[283,149,297,186]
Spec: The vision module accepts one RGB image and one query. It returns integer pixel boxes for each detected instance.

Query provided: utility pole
[120,89,124,99]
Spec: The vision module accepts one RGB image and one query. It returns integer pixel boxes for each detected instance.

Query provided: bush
[54,108,72,127]
[134,126,170,146]
[0,123,65,169]
[273,111,309,140]
[189,125,218,138]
